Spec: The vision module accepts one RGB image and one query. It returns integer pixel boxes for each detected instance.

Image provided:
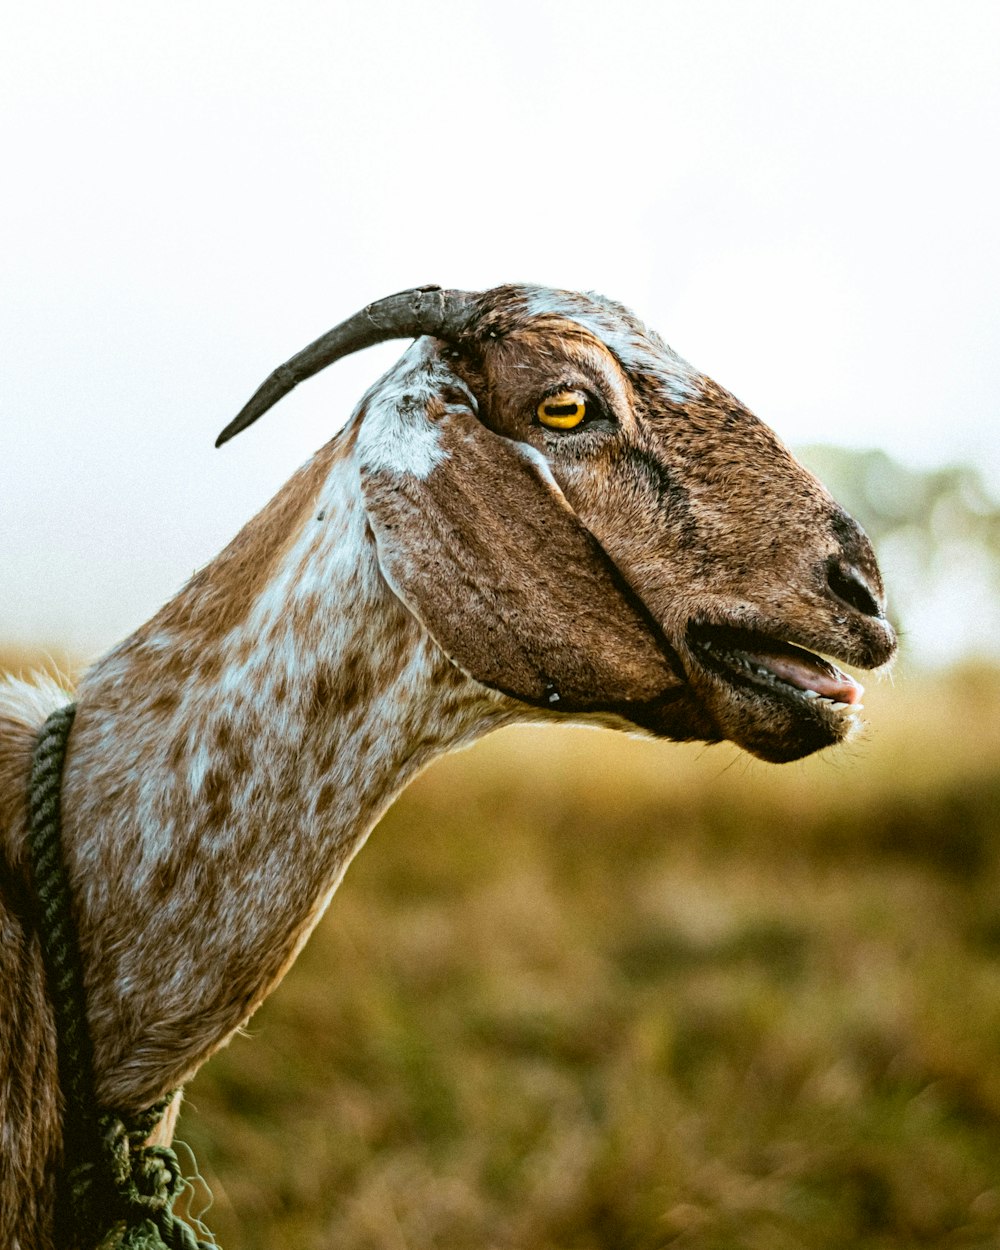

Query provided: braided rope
[28,704,217,1250]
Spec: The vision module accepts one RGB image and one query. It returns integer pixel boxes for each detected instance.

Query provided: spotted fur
[0,284,896,1247]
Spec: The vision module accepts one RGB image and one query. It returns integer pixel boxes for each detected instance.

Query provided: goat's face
[454,286,896,760]
[227,284,897,763]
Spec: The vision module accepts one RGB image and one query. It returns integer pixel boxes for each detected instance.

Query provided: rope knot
[130,1144,183,1216]
[97,1111,184,1214]
[65,1108,208,1248]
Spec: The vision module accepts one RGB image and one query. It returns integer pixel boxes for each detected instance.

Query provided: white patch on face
[514,440,564,495]
[356,337,476,481]
[358,383,449,479]
[520,288,702,406]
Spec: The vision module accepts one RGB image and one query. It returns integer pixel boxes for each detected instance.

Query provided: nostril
[826,560,883,618]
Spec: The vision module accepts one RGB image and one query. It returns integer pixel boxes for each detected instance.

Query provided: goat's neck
[61,435,505,1111]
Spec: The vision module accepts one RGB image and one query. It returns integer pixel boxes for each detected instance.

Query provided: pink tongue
[754,653,864,703]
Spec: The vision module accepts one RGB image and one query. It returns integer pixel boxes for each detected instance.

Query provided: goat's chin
[599,687,849,763]
[702,684,861,763]
[549,676,862,764]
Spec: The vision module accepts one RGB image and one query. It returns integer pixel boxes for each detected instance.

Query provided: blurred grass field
[4,648,1000,1248]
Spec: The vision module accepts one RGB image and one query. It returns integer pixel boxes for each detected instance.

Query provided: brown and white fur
[0,285,896,1248]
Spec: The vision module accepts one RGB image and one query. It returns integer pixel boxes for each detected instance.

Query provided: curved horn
[216,285,478,447]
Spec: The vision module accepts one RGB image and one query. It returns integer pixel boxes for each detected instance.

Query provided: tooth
[831,702,849,710]
[802,690,820,699]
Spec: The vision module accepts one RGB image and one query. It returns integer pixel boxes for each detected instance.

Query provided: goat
[0,284,896,1247]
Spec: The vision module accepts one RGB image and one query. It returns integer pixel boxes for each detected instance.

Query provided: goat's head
[220,284,896,763]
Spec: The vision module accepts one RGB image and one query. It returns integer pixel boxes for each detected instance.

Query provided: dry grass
[5,646,1000,1248]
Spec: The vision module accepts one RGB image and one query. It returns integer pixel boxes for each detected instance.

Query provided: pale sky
[1,1,998,660]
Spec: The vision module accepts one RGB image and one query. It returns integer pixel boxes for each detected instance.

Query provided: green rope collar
[28,703,217,1250]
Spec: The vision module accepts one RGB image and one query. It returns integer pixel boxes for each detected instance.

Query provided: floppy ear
[357,339,683,713]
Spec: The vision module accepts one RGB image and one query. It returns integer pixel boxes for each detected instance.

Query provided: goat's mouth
[688,622,864,709]
[684,621,866,761]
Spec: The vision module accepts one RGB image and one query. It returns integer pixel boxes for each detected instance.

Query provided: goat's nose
[826,558,883,618]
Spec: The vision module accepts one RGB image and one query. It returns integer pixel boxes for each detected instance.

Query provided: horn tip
[215,411,254,447]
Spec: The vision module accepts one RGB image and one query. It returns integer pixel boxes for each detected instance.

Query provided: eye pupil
[544,402,582,417]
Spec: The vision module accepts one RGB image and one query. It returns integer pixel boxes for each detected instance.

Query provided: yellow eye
[537,391,588,429]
